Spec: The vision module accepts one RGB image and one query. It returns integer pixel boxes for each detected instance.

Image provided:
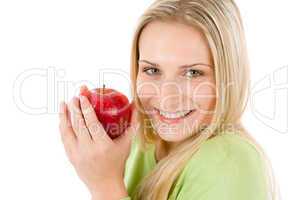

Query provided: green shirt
[121,132,268,200]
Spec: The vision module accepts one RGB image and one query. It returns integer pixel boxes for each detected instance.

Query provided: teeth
[159,109,192,119]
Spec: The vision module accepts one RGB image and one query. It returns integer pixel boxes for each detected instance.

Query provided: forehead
[138,20,212,64]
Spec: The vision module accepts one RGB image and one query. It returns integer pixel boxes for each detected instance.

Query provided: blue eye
[142,66,160,75]
[184,69,204,78]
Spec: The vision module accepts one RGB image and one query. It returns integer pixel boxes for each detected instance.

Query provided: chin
[157,133,183,142]
[153,125,190,142]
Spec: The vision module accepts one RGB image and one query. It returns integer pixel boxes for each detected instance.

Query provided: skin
[58,20,216,199]
[137,20,216,161]
[59,86,139,199]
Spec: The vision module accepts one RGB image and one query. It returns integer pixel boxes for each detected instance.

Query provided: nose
[159,80,184,111]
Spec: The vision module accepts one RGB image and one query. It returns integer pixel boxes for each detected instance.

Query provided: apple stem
[103,84,105,90]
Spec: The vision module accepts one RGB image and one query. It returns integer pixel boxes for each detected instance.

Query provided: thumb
[114,124,139,152]
[113,125,136,154]
[114,102,140,150]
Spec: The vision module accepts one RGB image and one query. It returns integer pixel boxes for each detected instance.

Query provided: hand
[58,89,138,199]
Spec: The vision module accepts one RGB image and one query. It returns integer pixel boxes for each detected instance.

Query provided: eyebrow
[138,59,213,68]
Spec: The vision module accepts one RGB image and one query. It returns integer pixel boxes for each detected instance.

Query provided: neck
[154,139,179,162]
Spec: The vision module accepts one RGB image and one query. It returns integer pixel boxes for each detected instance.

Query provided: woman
[59,0,279,199]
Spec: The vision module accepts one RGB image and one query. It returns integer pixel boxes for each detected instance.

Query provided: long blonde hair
[129,0,280,199]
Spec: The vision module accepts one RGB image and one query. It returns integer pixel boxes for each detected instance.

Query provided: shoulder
[169,132,269,199]
[186,132,265,172]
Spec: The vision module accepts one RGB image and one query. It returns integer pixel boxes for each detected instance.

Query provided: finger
[79,95,112,144]
[114,102,139,147]
[80,85,91,98]
[129,102,139,129]
[59,101,77,155]
[80,85,88,94]
[68,97,92,143]
[126,101,140,138]
[59,101,72,129]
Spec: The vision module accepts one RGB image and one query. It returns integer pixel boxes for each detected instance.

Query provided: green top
[121,132,268,200]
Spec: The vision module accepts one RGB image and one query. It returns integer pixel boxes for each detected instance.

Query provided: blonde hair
[129,0,280,199]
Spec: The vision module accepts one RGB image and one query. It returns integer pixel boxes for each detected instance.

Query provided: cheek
[136,77,159,111]
[136,78,159,99]
[190,81,216,112]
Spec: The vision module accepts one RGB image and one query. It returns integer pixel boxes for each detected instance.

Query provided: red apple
[80,85,133,139]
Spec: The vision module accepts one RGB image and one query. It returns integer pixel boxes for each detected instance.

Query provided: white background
[0,0,298,199]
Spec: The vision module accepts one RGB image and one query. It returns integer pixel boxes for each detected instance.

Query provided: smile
[154,108,196,124]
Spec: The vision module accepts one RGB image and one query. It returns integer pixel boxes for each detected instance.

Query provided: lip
[154,108,195,124]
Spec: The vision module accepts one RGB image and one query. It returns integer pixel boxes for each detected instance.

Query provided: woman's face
[136,20,216,142]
